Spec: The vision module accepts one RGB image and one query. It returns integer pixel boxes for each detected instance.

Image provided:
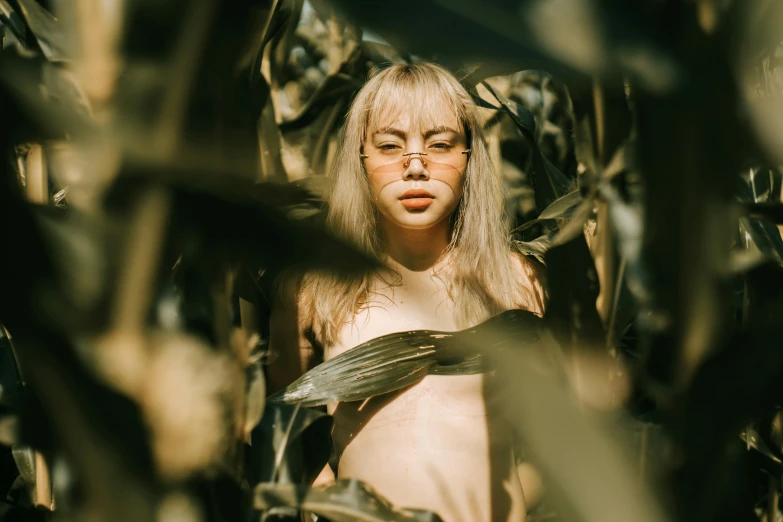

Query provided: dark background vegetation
[1,0,783,521]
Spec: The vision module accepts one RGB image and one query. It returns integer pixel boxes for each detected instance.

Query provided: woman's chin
[387,211,450,230]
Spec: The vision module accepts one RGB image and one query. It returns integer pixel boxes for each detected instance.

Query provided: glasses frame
[359,149,471,167]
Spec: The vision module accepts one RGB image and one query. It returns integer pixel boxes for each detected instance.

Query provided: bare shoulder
[508,251,548,316]
[508,251,546,282]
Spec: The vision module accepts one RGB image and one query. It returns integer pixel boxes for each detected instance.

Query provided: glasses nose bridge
[402,152,429,179]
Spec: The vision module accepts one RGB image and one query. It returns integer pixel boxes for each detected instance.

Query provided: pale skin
[268,111,544,521]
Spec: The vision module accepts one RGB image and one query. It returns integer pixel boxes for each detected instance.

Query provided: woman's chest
[325,293,510,454]
[327,279,460,360]
[330,372,510,463]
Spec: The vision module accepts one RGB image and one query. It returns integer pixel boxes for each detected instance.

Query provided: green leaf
[245,355,267,438]
[477,80,572,212]
[249,403,332,486]
[513,235,552,265]
[10,447,35,501]
[512,189,585,233]
[13,0,69,62]
[743,202,783,223]
[550,199,593,247]
[738,170,783,266]
[268,310,542,407]
[255,479,444,521]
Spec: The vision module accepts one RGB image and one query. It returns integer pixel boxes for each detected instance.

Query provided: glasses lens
[365,148,469,176]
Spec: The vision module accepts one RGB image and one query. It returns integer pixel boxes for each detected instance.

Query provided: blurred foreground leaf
[325,0,586,84]
[470,326,666,522]
[107,162,376,276]
[0,150,157,521]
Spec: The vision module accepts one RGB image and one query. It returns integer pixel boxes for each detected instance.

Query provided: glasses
[360,147,471,176]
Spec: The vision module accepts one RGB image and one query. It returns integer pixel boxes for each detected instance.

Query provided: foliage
[1,1,783,522]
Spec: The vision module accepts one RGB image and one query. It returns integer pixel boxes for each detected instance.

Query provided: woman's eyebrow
[372,127,406,139]
[423,126,458,139]
[371,126,459,139]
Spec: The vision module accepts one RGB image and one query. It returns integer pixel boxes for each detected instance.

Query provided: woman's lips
[401,198,433,209]
[399,189,434,209]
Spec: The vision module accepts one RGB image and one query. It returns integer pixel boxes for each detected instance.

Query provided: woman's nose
[403,155,430,180]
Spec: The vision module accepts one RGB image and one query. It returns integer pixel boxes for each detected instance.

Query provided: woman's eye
[379,144,400,152]
[430,143,452,151]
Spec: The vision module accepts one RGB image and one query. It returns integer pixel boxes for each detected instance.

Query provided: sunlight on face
[363,103,469,231]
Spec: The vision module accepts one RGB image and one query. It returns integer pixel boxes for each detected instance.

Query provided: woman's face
[362,110,469,230]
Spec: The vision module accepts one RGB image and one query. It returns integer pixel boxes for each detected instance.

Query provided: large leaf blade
[268,309,542,407]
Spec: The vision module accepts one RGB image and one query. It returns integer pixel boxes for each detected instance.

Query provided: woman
[268,62,546,522]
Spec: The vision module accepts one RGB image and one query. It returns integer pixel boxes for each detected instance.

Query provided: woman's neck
[380,217,451,272]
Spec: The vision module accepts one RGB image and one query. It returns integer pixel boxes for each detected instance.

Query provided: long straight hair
[299,62,543,348]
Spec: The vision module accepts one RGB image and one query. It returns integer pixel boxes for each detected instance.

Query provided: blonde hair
[298,62,543,348]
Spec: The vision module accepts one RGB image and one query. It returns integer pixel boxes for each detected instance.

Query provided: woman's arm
[266,273,317,394]
[266,273,336,486]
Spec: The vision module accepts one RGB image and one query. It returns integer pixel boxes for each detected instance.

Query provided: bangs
[363,67,468,141]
